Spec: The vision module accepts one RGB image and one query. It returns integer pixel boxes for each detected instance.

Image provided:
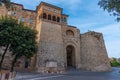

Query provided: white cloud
[79,23,97,28]
[94,23,120,36]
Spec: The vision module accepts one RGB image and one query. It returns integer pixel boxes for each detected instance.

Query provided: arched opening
[57,17,60,22]
[66,30,74,37]
[52,16,56,21]
[66,45,75,68]
[48,14,51,20]
[43,13,47,19]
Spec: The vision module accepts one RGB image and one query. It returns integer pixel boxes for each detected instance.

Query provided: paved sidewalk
[15,68,120,80]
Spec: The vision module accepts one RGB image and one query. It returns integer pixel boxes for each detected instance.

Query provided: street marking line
[28,75,64,80]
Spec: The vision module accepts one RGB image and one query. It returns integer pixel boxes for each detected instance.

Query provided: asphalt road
[15,67,120,80]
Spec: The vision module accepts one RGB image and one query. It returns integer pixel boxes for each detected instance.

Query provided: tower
[35,2,66,73]
[0,1,111,73]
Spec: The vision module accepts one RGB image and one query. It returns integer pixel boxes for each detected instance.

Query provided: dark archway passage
[66,45,75,68]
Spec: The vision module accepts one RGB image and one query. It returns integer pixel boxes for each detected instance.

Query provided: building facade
[0,1,111,73]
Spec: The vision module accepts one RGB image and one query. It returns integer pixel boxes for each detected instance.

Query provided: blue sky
[11,0,120,58]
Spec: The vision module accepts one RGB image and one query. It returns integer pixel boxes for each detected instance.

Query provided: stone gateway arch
[0,1,111,73]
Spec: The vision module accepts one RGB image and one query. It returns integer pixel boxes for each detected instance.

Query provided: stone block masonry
[0,1,111,73]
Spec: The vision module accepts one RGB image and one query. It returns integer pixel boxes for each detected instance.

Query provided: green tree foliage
[0,16,37,72]
[98,0,120,21]
[110,58,120,67]
[9,25,37,72]
[0,16,18,70]
[0,0,11,9]
[5,0,11,9]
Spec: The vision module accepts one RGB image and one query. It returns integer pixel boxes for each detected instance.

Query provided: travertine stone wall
[0,5,7,16]
[0,2,37,71]
[36,21,65,73]
[0,47,12,68]
[0,2,111,73]
[0,47,26,69]
[10,3,36,29]
[61,25,81,69]
[80,31,111,71]
[0,2,36,29]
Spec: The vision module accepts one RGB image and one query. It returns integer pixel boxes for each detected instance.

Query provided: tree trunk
[0,44,9,71]
[10,55,18,72]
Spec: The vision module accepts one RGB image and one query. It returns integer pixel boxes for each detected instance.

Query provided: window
[43,13,47,19]
[61,17,64,22]
[13,12,16,16]
[8,11,11,15]
[21,17,25,22]
[30,18,33,23]
[48,14,51,20]
[52,16,56,21]
[61,17,67,23]
[64,17,67,22]
[53,9,56,12]
[66,30,74,37]
[57,17,60,22]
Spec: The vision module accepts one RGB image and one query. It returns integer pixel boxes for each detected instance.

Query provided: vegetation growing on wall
[110,58,120,67]
[0,0,11,8]
[4,0,11,9]
[89,31,101,40]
